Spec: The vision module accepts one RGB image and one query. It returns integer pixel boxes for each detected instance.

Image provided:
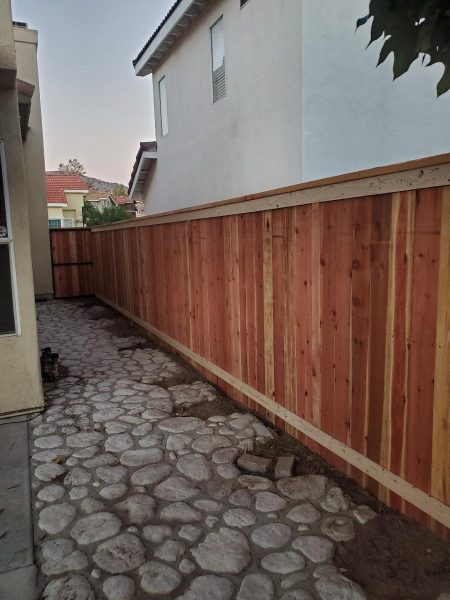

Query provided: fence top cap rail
[90,152,450,231]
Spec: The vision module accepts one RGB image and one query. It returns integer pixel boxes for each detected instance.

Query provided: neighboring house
[0,1,45,415]
[84,190,116,211]
[115,193,144,218]
[13,21,53,297]
[130,0,450,214]
[46,172,89,228]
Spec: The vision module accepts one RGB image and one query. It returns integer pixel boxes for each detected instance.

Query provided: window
[48,219,61,229]
[0,142,19,335]
[63,218,74,228]
[159,76,168,136]
[211,16,226,102]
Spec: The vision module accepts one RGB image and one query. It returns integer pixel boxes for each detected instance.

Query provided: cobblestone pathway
[32,300,374,600]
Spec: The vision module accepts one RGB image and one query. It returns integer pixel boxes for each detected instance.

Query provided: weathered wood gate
[49,228,93,298]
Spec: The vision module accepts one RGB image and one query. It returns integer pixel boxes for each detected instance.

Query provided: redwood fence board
[87,173,449,534]
[50,228,93,298]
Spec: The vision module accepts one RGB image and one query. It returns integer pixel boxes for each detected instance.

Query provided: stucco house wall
[0,0,44,416]
[13,24,53,297]
[137,0,450,215]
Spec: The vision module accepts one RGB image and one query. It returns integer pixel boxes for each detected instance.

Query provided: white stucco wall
[301,0,450,181]
[141,0,450,214]
[144,0,302,214]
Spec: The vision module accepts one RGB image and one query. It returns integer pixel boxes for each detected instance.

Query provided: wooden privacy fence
[50,228,94,298]
[91,155,450,534]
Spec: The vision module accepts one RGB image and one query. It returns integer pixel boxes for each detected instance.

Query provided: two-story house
[46,172,89,228]
[129,0,450,214]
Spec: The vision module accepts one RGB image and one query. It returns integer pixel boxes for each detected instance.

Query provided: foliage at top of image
[358,0,450,96]
[58,158,86,176]
[82,202,132,227]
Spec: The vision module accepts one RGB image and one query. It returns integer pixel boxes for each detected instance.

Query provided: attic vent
[12,21,28,28]
[211,16,226,103]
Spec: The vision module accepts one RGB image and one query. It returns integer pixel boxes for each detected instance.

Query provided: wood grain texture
[90,185,450,534]
[50,229,93,298]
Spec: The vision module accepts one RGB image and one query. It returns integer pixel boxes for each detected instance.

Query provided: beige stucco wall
[0,0,44,415]
[13,25,53,297]
[65,192,84,226]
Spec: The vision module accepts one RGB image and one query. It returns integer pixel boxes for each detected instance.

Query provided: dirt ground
[77,299,450,599]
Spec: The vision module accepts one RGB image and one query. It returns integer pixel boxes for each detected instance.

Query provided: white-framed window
[211,16,226,102]
[63,218,74,228]
[159,76,168,136]
[48,219,61,229]
[0,142,20,336]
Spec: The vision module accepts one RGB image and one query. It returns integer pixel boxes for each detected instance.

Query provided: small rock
[280,591,314,600]
[160,502,202,523]
[42,574,94,600]
[154,539,185,562]
[71,512,121,544]
[315,571,367,599]
[34,435,64,449]
[252,523,291,548]
[143,524,172,543]
[194,499,224,512]
[99,484,128,500]
[280,572,310,590]
[131,463,172,486]
[255,491,287,513]
[69,486,89,501]
[238,475,272,491]
[67,432,104,448]
[80,497,105,514]
[120,448,163,466]
[64,468,91,487]
[292,536,335,563]
[175,575,234,600]
[321,516,355,542]
[94,533,146,573]
[38,485,65,502]
[104,433,134,453]
[237,573,274,600]
[217,464,240,479]
[223,508,257,528]
[103,576,135,600]
[320,487,350,513]
[166,434,192,450]
[154,476,199,501]
[274,456,295,479]
[39,503,76,534]
[212,448,240,464]
[139,561,182,595]
[237,454,272,474]
[287,503,321,524]
[228,489,252,507]
[96,465,128,483]
[115,494,156,525]
[353,505,377,525]
[192,434,232,454]
[261,551,305,574]
[179,558,196,574]
[132,422,153,437]
[178,524,203,542]
[176,453,212,481]
[277,475,328,500]
[192,527,251,573]
[159,417,204,433]
[35,463,66,482]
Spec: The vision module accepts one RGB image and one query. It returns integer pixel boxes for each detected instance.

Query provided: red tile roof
[45,173,88,205]
[114,195,132,205]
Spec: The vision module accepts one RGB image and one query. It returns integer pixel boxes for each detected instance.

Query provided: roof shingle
[45,173,88,204]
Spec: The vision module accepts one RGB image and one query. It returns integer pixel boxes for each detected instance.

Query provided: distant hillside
[82,176,127,194]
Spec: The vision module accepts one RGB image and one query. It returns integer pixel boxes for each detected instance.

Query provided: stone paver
[32,301,374,599]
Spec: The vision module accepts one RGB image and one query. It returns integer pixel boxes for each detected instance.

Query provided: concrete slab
[0,416,34,573]
[0,564,38,600]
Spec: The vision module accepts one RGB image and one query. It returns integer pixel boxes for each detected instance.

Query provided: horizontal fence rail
[90,157,450,534]
[50,228,94,298]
